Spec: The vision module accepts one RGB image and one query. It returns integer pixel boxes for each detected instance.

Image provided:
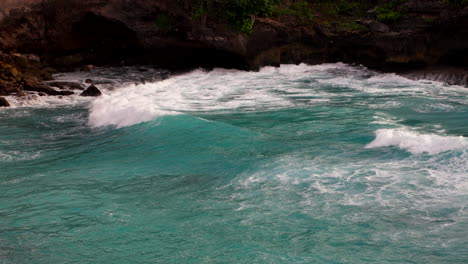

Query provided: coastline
[0,0,467,105]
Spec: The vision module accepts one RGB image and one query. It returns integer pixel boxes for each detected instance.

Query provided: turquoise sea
[1,64,467,263]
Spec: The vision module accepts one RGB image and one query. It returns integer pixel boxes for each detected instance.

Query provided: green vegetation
[222,0,280,33]
[179,0,408,33]
[375,7,401,23]
[188,0,279,33]
[275,1,314,22]
[155,14,173,32]
[375,0,404,24]
[422,16,435,24]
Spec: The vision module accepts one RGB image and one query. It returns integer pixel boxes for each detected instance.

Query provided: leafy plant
[422,16,435,24]
[222,0,280,33]
[375,7,401,23]
[275,1,314,21]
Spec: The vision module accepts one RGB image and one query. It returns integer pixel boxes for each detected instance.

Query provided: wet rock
[82,65,95,72]
[403,67,468,86]
[24,83,74,96]
[0,96,10,107]
[80,85,102,96]
[15,91,26,96]
[46,81,85,90]
[85,79,94,84]
[0,63,23,95]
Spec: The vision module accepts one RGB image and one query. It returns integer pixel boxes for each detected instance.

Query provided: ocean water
[1,63,467,264]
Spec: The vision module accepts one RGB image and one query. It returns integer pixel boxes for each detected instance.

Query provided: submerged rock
[81,85,102,97]
[0,96,10,107]
[403,67,468,86]
[24,83,74,96]
[46,81,85,90]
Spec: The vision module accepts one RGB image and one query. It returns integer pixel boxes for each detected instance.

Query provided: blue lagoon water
[1,64,467,263]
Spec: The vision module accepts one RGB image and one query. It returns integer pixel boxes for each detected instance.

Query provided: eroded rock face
[0,0,466,83]
[0,62,22,95]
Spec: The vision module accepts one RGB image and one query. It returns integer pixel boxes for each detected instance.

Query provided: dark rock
[358,20,390,33]
[45,81,85,90]
[0,96,10,107]
[0,0,467,73]
[24,83,74,96]
[402,67,468,86]
[85,79,94,84]
[0,52,56,96]
[59,91,75,96]
[81,85,102,97]
[82,65,95,72]
[0,62,23,95]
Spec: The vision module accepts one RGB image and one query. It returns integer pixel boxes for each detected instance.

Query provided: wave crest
[366,128,468,155]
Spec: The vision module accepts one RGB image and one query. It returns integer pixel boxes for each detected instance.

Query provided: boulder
[0,96,10,107]
[80,85,102,96]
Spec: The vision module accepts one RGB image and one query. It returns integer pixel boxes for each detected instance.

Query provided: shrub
[186,0,280,34]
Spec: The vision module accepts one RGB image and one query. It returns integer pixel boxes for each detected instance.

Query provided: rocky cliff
[0,0,467,96]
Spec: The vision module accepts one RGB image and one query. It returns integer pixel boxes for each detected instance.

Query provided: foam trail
[366,128,468,155]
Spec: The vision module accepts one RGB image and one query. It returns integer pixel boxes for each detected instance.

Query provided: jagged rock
[80,85,102,97]
[46,81,85,90]
[0,63,23,95]
[0,96,10,107]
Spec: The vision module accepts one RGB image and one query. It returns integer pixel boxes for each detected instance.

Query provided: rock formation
[0,96,10,107]
[80,85,102,97]
[0,0,466,94]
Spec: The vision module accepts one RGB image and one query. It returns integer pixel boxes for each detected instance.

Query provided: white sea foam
[4,93,92,108]
[87,63,378,128]
[3,63,465,128]
[366,128,468,155]
[88,68,296,128]
[0,150,41,161]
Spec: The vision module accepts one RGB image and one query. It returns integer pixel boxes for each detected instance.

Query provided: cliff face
[0,0,467,95]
